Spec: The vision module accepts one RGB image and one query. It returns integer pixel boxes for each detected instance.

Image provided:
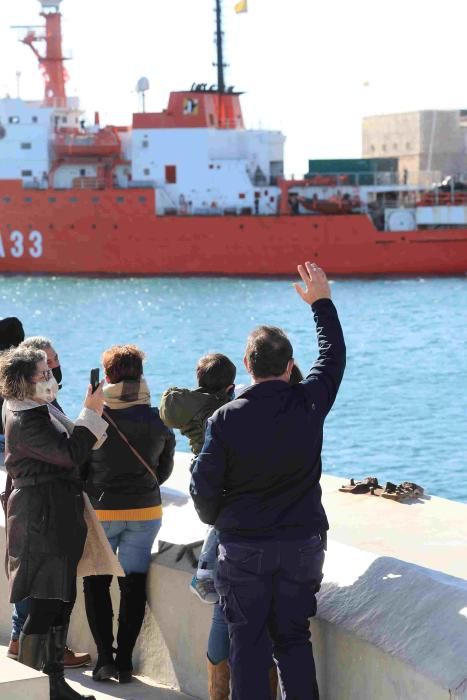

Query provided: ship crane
[16,0,68,108]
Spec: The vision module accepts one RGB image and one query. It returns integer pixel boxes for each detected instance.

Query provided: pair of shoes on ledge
[339,477,425,501]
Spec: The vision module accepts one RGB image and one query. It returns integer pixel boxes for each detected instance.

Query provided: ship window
[80,168,86,176]
[21,170,32,176]
[92,196,100,203]
[32,116,38,123]
[142,140,149,148]
[209,164,214,169]
[48,197,56,203]
[62,116,67,124]
[370,145,375,152]
[69,196,78,203]
[21,143,32,150]
[9,116,20,124]
[3,197,11,203]
[165,165,177,184]
[24,197,32,203]
[116,196,124,203]
[139,196,147,203]
[144,168,150,176]
[239,193,246,199]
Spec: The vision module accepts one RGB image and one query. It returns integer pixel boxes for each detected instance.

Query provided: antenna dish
[39,0,62,8]
[136,77,150,93]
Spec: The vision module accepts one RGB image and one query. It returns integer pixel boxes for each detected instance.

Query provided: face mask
[52,365,63,387]
[34,376,59,403]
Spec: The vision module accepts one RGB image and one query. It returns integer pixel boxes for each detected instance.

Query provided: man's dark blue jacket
[190,298,346,540]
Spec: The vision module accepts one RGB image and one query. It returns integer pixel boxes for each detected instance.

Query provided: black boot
[45,626,96,700]
[18,631,47,670]
[115,573,147,683]
[83,575,116,681]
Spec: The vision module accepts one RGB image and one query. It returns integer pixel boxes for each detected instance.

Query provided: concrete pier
[1,453,467,699]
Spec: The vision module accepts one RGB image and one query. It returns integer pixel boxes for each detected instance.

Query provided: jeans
[215,534,325,700]
[207,603,230,665]
[11,598,30,640]
[101,519,162,575]
[197,526,219,575]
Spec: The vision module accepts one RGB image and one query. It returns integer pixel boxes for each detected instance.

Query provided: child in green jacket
[160,353,236,602]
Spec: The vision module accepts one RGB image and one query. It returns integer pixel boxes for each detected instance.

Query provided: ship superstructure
[0,0,466,275]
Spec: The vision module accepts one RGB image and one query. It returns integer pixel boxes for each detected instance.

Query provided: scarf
[103,377,151,410]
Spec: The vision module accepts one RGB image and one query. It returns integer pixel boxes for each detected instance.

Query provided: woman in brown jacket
[0,345,107,700]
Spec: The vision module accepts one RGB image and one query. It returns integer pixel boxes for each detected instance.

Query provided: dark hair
[289,363,303,385]
[102,344,145,384]
[245,326,293,378]
[0,346,46,400]
[196,353,236,393]
[0,317,25,351]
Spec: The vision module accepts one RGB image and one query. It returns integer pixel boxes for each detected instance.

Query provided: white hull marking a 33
[0,231,43,258]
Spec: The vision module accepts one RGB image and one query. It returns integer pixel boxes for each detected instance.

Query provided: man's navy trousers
[215,533,325,700]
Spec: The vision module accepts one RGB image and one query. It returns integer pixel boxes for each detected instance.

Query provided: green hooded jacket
[159,387,230,456]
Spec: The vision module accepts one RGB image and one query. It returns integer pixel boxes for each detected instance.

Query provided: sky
[1,0,467,176]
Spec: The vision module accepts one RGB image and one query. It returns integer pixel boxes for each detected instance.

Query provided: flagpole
[215,0,226,94]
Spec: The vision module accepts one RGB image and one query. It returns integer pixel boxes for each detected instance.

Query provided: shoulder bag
[102,409,159,487]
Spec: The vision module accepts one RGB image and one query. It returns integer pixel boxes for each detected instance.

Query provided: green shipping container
[306,157,398,175]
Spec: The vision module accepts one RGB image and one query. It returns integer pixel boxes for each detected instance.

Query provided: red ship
[0,0,466,276]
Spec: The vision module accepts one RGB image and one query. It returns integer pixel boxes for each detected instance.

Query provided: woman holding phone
[0,344,107,700]
[83,344,175,684]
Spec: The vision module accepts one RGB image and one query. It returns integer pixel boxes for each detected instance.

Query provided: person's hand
[84,380,105,416]
[293,262,331,305]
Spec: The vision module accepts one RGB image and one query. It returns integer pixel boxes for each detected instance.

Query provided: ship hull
[1,184,466,276]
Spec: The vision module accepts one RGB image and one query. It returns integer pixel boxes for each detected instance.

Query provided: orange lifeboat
[54,126,121,158]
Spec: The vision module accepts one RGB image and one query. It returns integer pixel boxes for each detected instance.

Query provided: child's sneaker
[189,574,219,604]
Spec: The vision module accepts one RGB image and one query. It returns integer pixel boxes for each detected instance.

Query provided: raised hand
[84,379,105,416]
[293,262,331,305]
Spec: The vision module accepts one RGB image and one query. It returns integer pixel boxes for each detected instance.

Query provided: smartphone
[90,368,100,393]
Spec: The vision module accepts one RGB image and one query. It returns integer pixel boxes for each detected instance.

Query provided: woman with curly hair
[1,344,107,700]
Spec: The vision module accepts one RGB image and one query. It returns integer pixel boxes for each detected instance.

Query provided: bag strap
[102,409,159,487]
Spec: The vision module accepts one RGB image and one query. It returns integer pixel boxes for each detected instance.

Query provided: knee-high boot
[19,629,95,700]
[115,573,147,683]
[18,631,47,670]
[45,626,96,700]
[207,657,230,700]
[83,575,116,681]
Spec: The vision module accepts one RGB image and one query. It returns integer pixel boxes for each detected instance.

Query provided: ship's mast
[20,0,67,108]
[214,0,226,94]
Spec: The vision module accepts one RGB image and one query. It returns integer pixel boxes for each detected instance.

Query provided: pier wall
[1,454,467,699]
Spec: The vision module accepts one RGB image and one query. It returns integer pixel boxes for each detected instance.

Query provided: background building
[362,110,467,184]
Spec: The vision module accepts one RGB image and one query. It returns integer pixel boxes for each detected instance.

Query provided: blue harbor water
[1,274,466,502]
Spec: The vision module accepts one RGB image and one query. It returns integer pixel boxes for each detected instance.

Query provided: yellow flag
[234,0,247,13]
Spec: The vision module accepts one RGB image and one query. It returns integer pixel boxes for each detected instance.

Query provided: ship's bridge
[133,89,244,130]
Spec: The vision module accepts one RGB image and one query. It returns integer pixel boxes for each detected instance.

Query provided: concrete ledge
[0,648,49,699]
[2,455,467,699]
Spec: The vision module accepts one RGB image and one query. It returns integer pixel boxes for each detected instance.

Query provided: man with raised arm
[190,263,346,700]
